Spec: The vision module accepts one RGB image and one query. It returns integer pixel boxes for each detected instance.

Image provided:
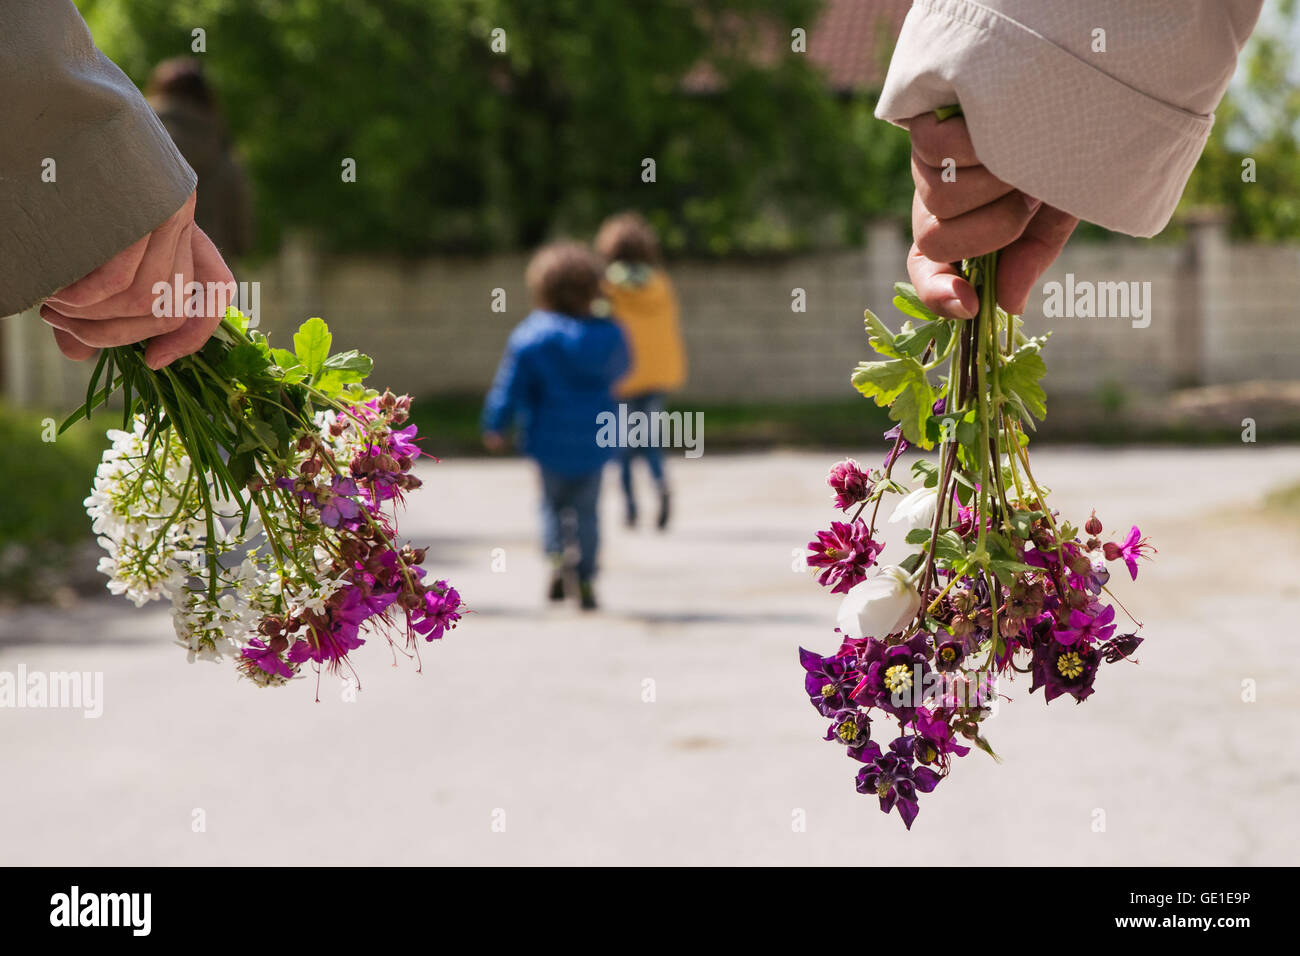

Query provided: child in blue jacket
[482,242,629,610]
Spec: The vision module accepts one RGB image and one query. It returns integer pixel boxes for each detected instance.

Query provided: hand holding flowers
[72,308,462,694]
[800,253,1152,828]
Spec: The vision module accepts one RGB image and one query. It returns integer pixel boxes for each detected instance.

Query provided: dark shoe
[578,579,598,611]
[656,490,671,530]
[547,571,566,602]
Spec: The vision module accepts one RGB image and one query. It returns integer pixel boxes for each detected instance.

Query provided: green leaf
[322,349,374,378]
[851,359,914,405]
[892,283,940,323]
[293,317,332,379]
[887,376,936,449]
[221,342,272,382]
[314,368,365,399]
[863,309,905,360]
[1000,339,1049,422]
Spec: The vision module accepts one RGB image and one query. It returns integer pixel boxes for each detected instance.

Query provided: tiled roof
[683,0,913,94]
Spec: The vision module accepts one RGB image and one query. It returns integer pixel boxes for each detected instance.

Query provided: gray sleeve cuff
[0,0,196,315]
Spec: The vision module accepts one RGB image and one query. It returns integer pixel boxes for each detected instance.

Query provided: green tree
[78,0,911,256]
[1178,0,1300,239]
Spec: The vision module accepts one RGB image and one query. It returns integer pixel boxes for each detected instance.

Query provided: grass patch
[0,403,104,603]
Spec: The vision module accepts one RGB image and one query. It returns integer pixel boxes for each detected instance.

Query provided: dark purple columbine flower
[1054,602,1116,647]
[412,581,462,641]
[1029,638,1100,704]
[825,708,872,756]
[826,459,874,511]
[806,519,881,594]
[912,707,971,765]
[851,633,930,716]
[854,735,941,829]
[934,640,965,672]
[799,646,860,716]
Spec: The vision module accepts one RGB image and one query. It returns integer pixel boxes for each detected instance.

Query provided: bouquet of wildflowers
[69,309,462,692]
[800,253,1152,828]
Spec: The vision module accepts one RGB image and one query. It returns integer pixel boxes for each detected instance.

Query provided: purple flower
[1054,602,1116,647]
[851,633,930,716]
[806,519,881,594]
[799,646,859,716]
[854,735,941,829]
[240,637,292,680]
[825,708,872,756]
[826,459,874,511]
[317,477,362,528]
[882,424,909,469]
[1103,526,1154,581]
[912,707,971,765]
[1029,638,1100,704]
[412,581,462,641]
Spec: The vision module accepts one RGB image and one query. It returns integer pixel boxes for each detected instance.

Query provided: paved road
[2,448,1298,865]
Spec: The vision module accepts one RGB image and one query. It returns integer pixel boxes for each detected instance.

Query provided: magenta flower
[412,581,462,641]
[806,519,882,594]
[826,459,873,511]
[1103,525,1155,580]
[240,637,292,680]
[1054,602,1117,647]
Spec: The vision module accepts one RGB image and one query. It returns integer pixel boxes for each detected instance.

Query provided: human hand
[482,432,507,453]
[905,113,1078,318]
[40,191,234,369]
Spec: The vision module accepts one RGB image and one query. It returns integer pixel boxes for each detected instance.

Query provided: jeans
[539,467,603,581]
[618,392,667,515]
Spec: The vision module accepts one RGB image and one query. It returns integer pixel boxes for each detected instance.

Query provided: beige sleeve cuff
[0,0,196,316]
[875,0,1247,238]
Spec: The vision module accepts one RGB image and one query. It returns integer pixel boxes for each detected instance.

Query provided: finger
[913,189,1041,264]
[144,227,228,369]
[50,326,98,361]
[46,233,149,309]
[996,205,1079,314]
[906,244,978,319]
[49,192,196,318]
[907,113,980,168]
[912,151,1015,221]
[41,304,183,349]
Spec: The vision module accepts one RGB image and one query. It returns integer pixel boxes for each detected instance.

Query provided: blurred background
[3,0,1299,601]
[1,0,1298,865]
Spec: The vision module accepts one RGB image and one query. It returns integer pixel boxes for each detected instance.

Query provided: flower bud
[1085,511,1103,536]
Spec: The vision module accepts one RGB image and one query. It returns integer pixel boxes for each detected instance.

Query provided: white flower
[836,566,921,640]
[888,486,939,533]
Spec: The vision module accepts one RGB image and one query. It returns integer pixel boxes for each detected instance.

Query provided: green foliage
[0,404,103,601]
[78,0,912,256]
[1178,0,1300,239]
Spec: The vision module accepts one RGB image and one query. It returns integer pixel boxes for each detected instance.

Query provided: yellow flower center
[1056,651,1085,679]
[940,646,957,662]
[820,683,836,698]
[836,721,860,743]
[823,548,841,560]
[883,663,913,694]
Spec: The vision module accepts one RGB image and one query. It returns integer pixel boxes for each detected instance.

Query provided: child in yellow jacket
[595,213,687,530]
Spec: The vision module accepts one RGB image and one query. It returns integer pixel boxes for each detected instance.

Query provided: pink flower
[826,459,874,511]
[1102,526,1155,581]
[807,519,882,594]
